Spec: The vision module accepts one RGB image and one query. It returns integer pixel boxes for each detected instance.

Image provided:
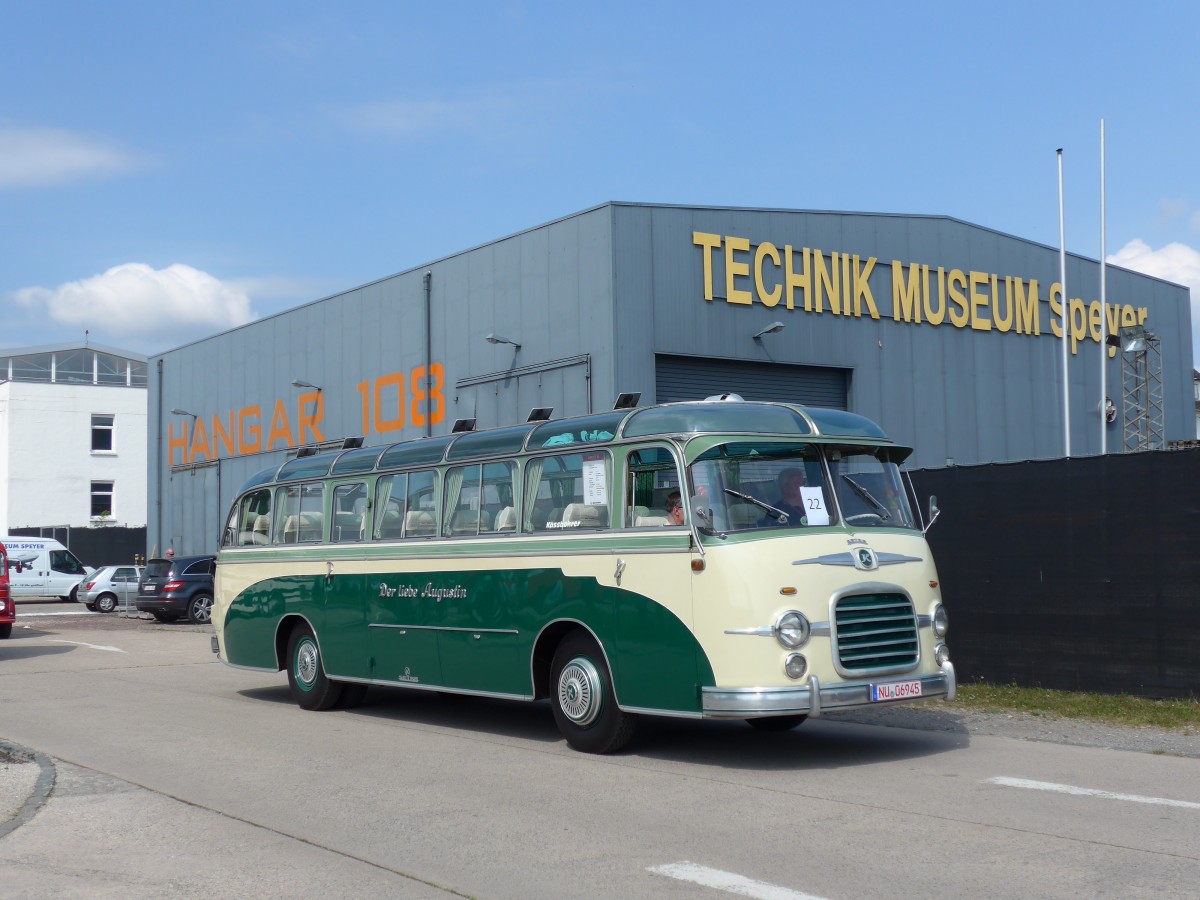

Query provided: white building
[0,343,148,533]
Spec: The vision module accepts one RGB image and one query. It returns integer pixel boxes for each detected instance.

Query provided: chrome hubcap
[296,640,319,689]
[557,657,602,725]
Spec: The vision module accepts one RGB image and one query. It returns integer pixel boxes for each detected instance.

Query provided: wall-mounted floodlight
[170,408,198,418]
[1118,325,1150,354]
[485,333,522,350]
[342,436,365,449]
[296,446,319,458]
[753,322,785,339]
[613,392,641,410]
[291,379,323,391]
[451,418,477,433]
[527,407,554,422]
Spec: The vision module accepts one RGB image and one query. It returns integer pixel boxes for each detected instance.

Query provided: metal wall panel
[654,355,848,408]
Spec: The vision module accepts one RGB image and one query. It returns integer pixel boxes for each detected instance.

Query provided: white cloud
[0,125,146,188]
[12,263,257,348]
[1109,238,1200,367]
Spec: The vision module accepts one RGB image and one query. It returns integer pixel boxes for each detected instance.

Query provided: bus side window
[523,451,610,532]
[373,474,408,540]
[331,482,368,543]
[624,445,681,527]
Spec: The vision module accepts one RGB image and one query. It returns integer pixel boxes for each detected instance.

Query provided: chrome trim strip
[219,659,279,674]
[793,552,923,567]
[220,543,689,565]
[701,671,951,718]
[724,626,775,637]
[617,706,705,719]
[367,623,519,634]
[333,675,532,701]
[726,621,831,637]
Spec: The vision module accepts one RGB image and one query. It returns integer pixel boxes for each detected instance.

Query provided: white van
[1,537,94,601]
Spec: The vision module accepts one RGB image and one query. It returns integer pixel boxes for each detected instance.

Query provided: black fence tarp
[913,449,1200,698]
[8,526,147,569]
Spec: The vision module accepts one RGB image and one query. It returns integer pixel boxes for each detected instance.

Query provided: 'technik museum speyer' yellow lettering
[692,231,1148,358]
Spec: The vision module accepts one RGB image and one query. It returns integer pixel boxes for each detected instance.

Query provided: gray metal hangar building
[148,202,1194,556]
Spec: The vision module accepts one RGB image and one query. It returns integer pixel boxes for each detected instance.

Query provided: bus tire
[746,715,807,732]
[287,623,343,711]
[550,631,636,754]
[0,623,11,639]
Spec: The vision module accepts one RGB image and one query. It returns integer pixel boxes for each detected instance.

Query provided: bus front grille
[833,593,919,672]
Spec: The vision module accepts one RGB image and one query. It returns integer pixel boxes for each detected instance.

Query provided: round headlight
[784,653,808,679]
[932,603,948,638]
[934,643,951,666]
[775,611,810,649]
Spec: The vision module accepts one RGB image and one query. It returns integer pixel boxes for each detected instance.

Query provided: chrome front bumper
[701,661,956,719]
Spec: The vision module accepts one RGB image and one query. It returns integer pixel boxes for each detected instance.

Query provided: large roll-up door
[654,355,848,408]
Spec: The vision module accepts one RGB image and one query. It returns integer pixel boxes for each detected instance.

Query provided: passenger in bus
[762,468,808,526]
[665,491,685,526]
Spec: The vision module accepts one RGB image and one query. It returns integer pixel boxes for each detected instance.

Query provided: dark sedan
[136,555,215,624]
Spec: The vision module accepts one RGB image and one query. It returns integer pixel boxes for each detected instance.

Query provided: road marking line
[47,639,128,654]
[648,862,829,900]
[988,777,1200,810]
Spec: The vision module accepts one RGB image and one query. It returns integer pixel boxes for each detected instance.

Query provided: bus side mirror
[925,496,941,533]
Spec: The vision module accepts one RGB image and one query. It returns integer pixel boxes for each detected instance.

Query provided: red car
[0,542,14,639]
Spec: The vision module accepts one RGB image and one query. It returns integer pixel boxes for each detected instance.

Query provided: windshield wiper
[724,487,789,524]
[840,475,891,521]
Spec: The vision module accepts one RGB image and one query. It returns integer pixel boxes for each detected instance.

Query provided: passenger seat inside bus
[493,506,517,532]
[404,510,436,537]
[282,513,324,543]
[563,503,607,527]
[334,511,363,542]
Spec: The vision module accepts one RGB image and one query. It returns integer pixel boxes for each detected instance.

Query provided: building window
[92,414,115,452]
[91,481,114,517]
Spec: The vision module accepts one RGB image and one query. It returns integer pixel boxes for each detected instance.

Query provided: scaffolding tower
[1117,326,1164,452]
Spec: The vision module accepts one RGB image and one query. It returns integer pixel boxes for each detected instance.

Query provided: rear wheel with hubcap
[550,631,636,754]
[287,623,343,711]
[96,593,118,614]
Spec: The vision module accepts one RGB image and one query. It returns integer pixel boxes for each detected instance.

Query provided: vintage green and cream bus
[213,397,954,753]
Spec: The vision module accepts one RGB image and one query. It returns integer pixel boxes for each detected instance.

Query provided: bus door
[365,471,444,686]
[436,461,525,695]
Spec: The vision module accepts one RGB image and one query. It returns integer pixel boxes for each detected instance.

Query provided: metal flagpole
[1057,148,1071,457]
[1099,120,1108,454]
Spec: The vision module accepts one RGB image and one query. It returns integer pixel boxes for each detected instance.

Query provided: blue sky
[3,1,1198,364]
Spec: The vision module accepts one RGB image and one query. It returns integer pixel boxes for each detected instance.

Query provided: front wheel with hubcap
[95,593,118,614]
[550,631,636,754]
[187,593,213,625]
[287,623,343,711]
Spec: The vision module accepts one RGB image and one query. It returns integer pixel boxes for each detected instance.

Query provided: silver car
[79,565,144,613]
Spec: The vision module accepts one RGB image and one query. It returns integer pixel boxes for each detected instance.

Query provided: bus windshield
[827,446,917,529]
[690,441,833,531]
[689,441,917,531]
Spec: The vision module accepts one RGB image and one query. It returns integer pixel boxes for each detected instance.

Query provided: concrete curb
[0,739,56,840]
